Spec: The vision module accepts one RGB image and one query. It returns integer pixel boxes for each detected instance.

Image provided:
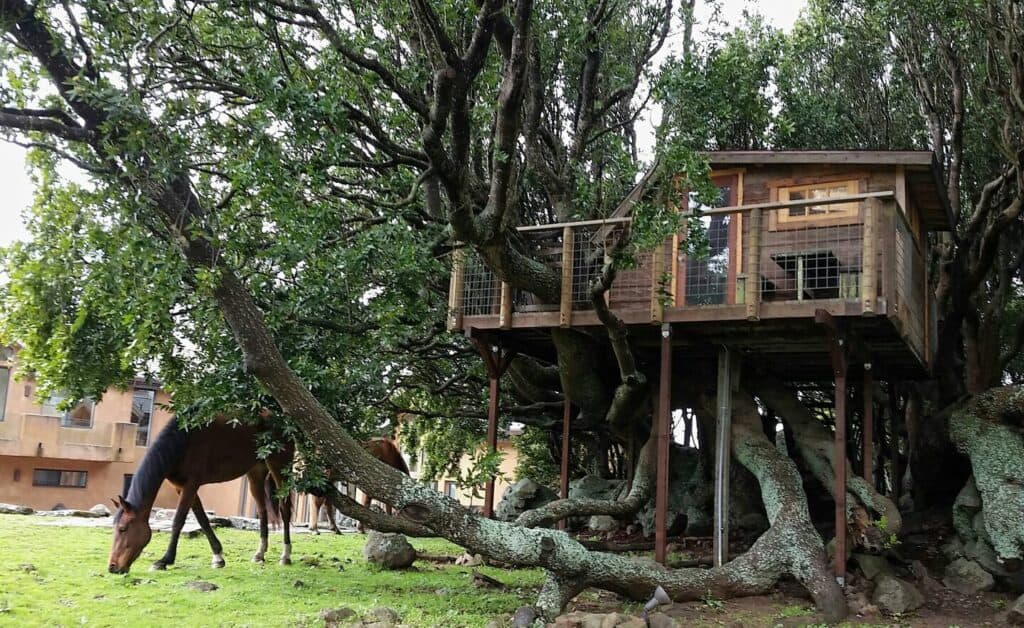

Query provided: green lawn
[0,514,544,627]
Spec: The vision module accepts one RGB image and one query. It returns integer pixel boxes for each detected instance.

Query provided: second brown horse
[309,438,410,534]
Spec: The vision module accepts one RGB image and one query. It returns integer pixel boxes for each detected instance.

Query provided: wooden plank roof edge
[703,150,935,166]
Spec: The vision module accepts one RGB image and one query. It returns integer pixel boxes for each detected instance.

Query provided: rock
[551,612,605,628]
[293,580,305,588]
[89,504,111,517]
[511,605,537,627]
[944,558,995,594]
[871,575,924,614]
[208,516,232,527]
[853,553,894,580]
[363,607,400,625]
[485,620,503,628]
[494,478,558,523]
[1008,593,1024,625]
[320,607,357,627]
[965,537,1014,577]
[615,619,646,628]
[587,515,619,533]
[363,531,416,569]
[0,503,33,515]
[826,536,854,563]
[599,614,644,628]
[228,516,262,531]
[646,613,681,628]
[185,581,218,592]
[909,560,942,591]
[941,537,965,561]
[454,552,483,567]
[300,555,320,567]
[846,590,878,616]
[19,563,36,573]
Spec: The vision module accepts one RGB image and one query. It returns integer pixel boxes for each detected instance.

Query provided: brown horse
[108,416,294,574]
[309,438,410,534]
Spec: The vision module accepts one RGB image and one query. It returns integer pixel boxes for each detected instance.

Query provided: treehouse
[448,151,952,584]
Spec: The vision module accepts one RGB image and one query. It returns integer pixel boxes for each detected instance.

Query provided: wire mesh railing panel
[759,212,863,303]
[571,226,609,308]
[894,215,926,354]
[461,250,499,316]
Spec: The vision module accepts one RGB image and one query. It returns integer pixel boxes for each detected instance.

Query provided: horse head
[108,495,152,574]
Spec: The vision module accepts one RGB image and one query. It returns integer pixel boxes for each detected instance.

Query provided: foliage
[513,426,559,488]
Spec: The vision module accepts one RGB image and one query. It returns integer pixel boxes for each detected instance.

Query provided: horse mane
[121,417,191,515]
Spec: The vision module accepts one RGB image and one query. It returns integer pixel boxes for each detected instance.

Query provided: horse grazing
[108,416,294,574]
[309,438,410,534]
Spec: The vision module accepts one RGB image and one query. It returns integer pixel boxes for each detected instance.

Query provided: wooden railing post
[861,199,879,315]
[651,240,666,323]
[560,226,574,328]
[745,208,761,321]
[446,248,465,332]
[499,281,513,330]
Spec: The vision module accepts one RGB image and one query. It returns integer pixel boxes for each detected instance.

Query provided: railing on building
[448,191,931,363]
[0,413,139,462]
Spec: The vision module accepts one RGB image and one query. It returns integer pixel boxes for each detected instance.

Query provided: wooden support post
[655,324,672,564]
[862,364,874,485]
[558,398,571,531]
[831,340,848,586]
[862,198,878,314]
[745,208,761,320]
[498,281,513,330]
[651,242,666,323]
[560,226,574,328]
[446,249,466,332]
[713,345,734,567]
[483,374,500,519]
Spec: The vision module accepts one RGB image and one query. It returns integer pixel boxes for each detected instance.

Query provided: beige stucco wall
[0,356,247,515]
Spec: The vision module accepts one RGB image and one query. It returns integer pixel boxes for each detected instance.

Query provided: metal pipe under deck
[713,346,734,567]
[654,324,672,564]
[559,398,571,531]
[483,375,500,519]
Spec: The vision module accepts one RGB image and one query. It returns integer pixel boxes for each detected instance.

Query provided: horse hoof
[279,557,292,566]
[212,560,225,569]
[252,556,265,564]
[333,530,342,536]
[151,562,168,571]
[313,530,320,536]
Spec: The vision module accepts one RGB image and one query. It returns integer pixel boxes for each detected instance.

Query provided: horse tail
[263,472,282,526]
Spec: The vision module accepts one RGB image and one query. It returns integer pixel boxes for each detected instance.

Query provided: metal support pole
[713,346,734,567]
[833,349,848,586]
[558,398,571,531]
[863,364,874,485]
[482,375,500,519]
[655,324,672,565]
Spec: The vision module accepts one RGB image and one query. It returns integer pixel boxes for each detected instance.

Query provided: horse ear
[111,496,121,509]
[118,495,133,513]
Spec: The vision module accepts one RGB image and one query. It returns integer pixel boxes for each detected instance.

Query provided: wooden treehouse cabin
[448,151,952,585]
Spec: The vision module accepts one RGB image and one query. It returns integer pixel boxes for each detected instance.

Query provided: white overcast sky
[0,1,806,248]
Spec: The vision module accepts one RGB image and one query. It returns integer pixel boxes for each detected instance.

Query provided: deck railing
[448,191,929,358]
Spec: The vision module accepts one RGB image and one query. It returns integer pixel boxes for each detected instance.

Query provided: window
[33,469,88,488]
[42,392,95,428]
[776,179,861,227]
[444,481,458,499]
[0,366,8,421]
[131,389,155,446]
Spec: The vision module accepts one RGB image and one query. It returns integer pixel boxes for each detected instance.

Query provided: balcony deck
[448,192,934,380]
[0,413,139,462]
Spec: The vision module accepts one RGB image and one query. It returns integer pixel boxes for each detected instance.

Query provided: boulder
[495,478,558,523]
[320,607,357,627]
[909,560,942,591]
[184,581,218,592]
[853,553,894,581]
[89,503,111,517]
[363,607,400,625]
[0,503,33,515]
[454,552,483,567]
[362,531,416,569]
[1008,593,1024,625]
[587,515,619,533]
[871,575,924,614]
[944,558,995,594]
[511,605,537,627]
[646,613,681,628]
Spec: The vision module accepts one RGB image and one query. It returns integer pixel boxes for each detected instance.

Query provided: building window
[444,481,458,499]
[131,389,155,446]
[42,392,95,428]
[33,469,88,488]
[775,179,861,228]
[0,366,8,421]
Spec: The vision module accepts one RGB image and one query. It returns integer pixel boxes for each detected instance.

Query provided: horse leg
[267,465,292,565]
[310,495,322,535]
[357,491,371,534]
[247,469,269,563]
[325,495,341,534]
[153,482,199,570]
[190,496,225,568]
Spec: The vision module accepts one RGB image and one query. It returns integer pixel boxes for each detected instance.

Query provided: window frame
[0,366,9,422]
[60,398,96,429]
[444,481,458,499]
[769,177,866,231]
[33,468,88,488]
[130,388,155,446]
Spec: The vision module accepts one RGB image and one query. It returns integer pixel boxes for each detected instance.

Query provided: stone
[89,504,111,517]
[364,607,400,624]
[455,552,483,567]
[1008,593,1024,625]
[588,515,619,533]
[646,613,681,628]
[363,531,416,569]
[185,581,218,592]
[485,621,503,628]
[208,516,232,527]
[853,553,894,580]
[494,478,559,523]
[944,558,995,594]
[320,607,357,627]
[846,590,878,616]
[0,503,33,515]
[511,605,537,627]
[941,537,965,561]
[551,612,603,628]
[909,560,942,591]
[871,575,924,614]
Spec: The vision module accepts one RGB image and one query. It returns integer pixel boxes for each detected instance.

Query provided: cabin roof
[704,150,954,231]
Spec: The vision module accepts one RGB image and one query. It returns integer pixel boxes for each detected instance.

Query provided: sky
[0,0,807,248]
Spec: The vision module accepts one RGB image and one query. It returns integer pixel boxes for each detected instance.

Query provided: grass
[0,514,544,627]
